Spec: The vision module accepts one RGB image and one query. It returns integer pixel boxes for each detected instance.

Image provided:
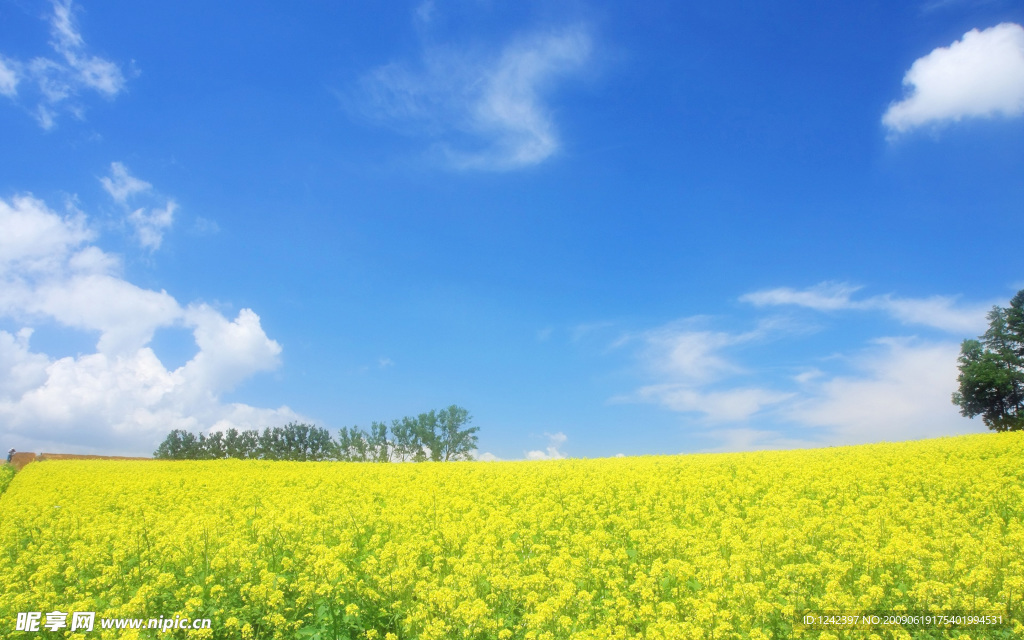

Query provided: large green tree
[952,289,1024,432]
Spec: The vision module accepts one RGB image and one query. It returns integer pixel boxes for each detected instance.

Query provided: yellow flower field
[1,433,1022,639]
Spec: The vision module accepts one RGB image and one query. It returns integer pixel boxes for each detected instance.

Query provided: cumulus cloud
[0,194,296,456]
[14,274,182,355]
[883,23,1024,134]
[0,195,93,275]
[360,23,591,170]
[741,281,990,334]
[100,162,176,251]
[526,432,567,460]
[0,329,49,400]
[0,0,127,128]
[179,305,282,394]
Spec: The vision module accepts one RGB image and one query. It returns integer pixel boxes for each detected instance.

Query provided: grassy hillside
[1,433,1022,639]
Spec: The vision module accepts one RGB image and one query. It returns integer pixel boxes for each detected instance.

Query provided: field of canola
[1,432,1022,640]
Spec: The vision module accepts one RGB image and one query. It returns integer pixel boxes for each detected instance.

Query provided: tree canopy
[952,290,1024,432]
[154,406,481,461]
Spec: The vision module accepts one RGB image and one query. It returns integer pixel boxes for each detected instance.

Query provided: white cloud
[741,281,990,334]
[631,384,794,422]
[127,202,176,251]
[179,305,282,394]
[361,23,591,170]
[693,427,817,453]
[475,451,502,462]
[0,329,49,400]
[0,195,176,355]
[0,0,127,128]
[3,346,300,455]
[638,326,748,383]
[47,0,125,98]
[17,274,182,355]
[0,195,93,275]
[526,431,567,460]
[100,162,176,251]
[740,281,862,311]
[615,318,795,423]
[0,193,296,456]
[50,0,84,51]
[878,295,989,333]
[793,368,824,384]
[784,338,986,444]
[618,286,993,451]
[883,23,1024,134]
[0,58,18,97]
[101,162,152,203]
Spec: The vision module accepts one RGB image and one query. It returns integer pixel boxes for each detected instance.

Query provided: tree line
[154,405,480,461]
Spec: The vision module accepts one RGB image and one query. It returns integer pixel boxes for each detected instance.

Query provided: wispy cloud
[611,317,797,423]
[740,281,863,312]
[0,0,127,128]
[100,162,151,203]
[0,57,18,97]
[628,321,766,384]
[100,162,176,251]
[359,21,592,170]
[883,22,1024,135]
[693,427,817,453]
[741,281,991,334]
[630,384,795,423]
[616,284,992,450]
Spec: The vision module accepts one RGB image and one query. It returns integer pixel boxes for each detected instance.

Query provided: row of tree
[153,405,480,461]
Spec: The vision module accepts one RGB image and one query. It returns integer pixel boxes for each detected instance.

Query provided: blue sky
[1,0,1022,459]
